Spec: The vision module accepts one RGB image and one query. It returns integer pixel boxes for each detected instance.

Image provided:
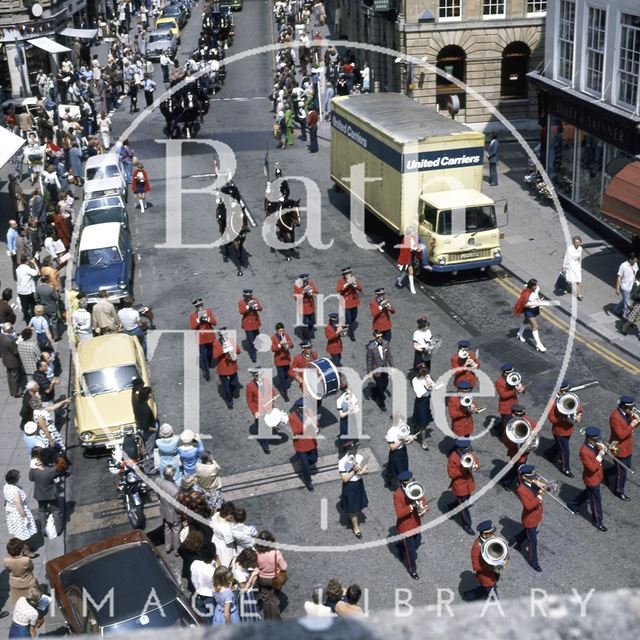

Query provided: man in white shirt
[303,586,336,617]
[117,296,146,358]
[15,256,39,322]
[613,253,638,319]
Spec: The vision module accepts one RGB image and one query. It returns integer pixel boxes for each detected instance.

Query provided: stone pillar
[5,42,31,98]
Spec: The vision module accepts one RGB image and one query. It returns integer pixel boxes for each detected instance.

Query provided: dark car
[161,3,188,28]
[47,530,200,634]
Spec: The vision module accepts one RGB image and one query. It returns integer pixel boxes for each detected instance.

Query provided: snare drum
[264,408,288,428]
[303,358,339,400]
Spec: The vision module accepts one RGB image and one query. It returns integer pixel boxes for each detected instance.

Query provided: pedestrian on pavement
[69,141,83,187]
[514,278,547,352]
[307,106,319,152]
[212,567,241,625]
[0,323,25,397]
[71,298,92,343]
[97,111,112,150]
[8,176,26,220]
[155,465,181,555]
[613,253,638,319]
[92,290,121,334]
[196,451,224,512]
[339,444,369,539]
[15,257,39,324]
[131,161,151,211]
[160,53,171,87]
[289,398,319,491]
[210,502,237,569]
[34,276,60,341]
[28,306,55,353]
[0,288,17,325]
[29,447,63,537]
[232,549,261,622]
[4,539,39,607]
[128,79,139,113]
[487,132,499,186]
[119,138,135,184]
[7,219,19,280]
[118,296,147,357]
[31,359,60,403]
[365,330,394,411]
[3,471,37,546]
[133,386,157,455]
[22,421,47,456]
[8,587,42,637]
[156,423,183,486]
[19,381,40,431]
[178,429,204,478]
[562,235,583,300]
[255,530,287,620]
[191,542,218,624]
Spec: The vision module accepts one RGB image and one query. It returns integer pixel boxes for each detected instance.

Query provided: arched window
[501,42,531,99]
[436,45,466,110]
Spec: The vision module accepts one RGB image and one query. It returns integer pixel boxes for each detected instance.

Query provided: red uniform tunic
[549,398,582,437]
[293,280,319,315]
[471,538,499,588]
[271,332,294,366]
[289,350,319,391]
[515,482,543,528]
[609,408,634,458]
[393,486,425,534]
[289,410,318,453]
[579,443,604,487]
[336,276,362,309]
[495,376,518,415]
[447,451,476,496]
[369,297,395,332]
[212,338,240,376]
[447,396,474,437]
[246,378,276,418]
[238,298,263,331]
[325,323,343,355]
[189,309,217,345]
[451,351,479,389]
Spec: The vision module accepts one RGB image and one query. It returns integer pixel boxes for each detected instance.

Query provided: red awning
[600,161,640,235]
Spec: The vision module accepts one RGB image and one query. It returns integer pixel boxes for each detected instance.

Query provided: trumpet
[480,535,510,570]
[345,273,357,288]
[460,395,486,414]
[247,299,259,311]
[556,392,580,422]
[278,334,290,351]
[461,452,480,471]
[198,309,211,323]
[303,284,315,296]
[379,295,391,310]
[631,407,640,423]
[337,325,349,337]
[219,333,237,362]
[403,481,429,516]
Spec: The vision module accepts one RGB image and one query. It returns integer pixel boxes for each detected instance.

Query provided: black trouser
[567,485,604,526]
[199,343,213,381]
[18,293,36,323]
[345,307,358,339]
[371,372,389,406]
[511,526,539,566]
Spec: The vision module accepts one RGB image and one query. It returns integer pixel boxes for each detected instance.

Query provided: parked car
[221,0,244,11]
[73,334,154,447]
[46,530,200,634]
[84,153,128,190]
[74,221,134,306]
[161,3,188,28]
[81,195,128,228]
[155,16,181,44]
[83,176,128,203]
[145,30,178,61]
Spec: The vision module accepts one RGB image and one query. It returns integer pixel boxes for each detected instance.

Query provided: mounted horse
[264,197,301,262]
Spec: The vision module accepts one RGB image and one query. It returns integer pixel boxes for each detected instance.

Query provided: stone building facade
[332,0,546,129]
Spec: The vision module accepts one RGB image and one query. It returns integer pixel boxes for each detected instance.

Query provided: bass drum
[303,358,339,400]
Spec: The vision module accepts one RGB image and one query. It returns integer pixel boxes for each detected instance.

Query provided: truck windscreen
[437,206,497,235]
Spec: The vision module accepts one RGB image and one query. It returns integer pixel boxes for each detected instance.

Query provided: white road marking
[320,497,328,530]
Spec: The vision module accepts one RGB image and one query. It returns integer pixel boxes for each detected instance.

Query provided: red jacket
[189,309,217,345]
[293,280,318,315]
[450,351,479,389]
[369,297,395,331]
[289,351,318,391]
[609,408,634,458]
[131,168,151,193]
[549,398,582,437]
[447,396,474,437]
[580,443,604,487]
[246,378,276,417]
[397,233,420,266]
[289,410,318,452]
[495,375,518,415]
[447,450,476,496]
[514,287,532,316]
[393,486,425,534]
[271,332,294,367]
[515,481,543,528]
[212,337,240,376]
[471,538,499,588]
[239,298,263,331]
[325,323,343,355]
[336,276,362,309]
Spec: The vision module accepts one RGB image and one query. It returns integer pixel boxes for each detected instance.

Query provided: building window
[558,0,575,83]
[438,0,461,21]
[436,45,466,110]
[501,42,531,99]
[585,6,607,94]
[527,0,546,13]
[618,13,640,108]
[483,0,505,19]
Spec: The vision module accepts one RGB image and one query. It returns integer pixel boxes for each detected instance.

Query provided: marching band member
[450,339,479,390]
[271,323,294,402]
[384,415,414,486]
[466,521,502,600]
[212,327,241,410]
[495,363,523,432]
[501,404,536,490]
[609,395,637,501]
[324,312,345,367]
[339,444,369,539]
[447,380,475,437]
[365,330,394,412]
[509,464,543,572]
[412,316,433,372]
[289,341,318,395]
[548,380,582,478]
[395,226,420,295]
[514,278,547,352]
[336,379,360,454]
[394,470,429,580]
[447,438,476,535]
[246,368,277,455]
[189,298,217,382]
[567,426,607,531]
[289,398,319,492]
[411,364,434,450]
[336,267,362,341]
[293,273,319,340]
[238,289,263,363]
[369,287,395,343]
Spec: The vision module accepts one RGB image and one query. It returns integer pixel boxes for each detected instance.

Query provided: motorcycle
[133,303,155,331]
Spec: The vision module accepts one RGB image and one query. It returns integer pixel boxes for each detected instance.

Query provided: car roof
[78,221,123,251]
[157,16,178,23]
[85,153,121,169]
[77,333,138,370]
[83,176,124,196]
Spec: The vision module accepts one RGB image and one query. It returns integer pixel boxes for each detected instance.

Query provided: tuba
[481,535,510,570]
[505,418,531,444]
[557,393,579,419]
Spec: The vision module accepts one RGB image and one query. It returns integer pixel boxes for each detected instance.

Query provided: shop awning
[59,27,98,39]
[0,127,25,171]
[601,161,640,235]
[27,37,71,54]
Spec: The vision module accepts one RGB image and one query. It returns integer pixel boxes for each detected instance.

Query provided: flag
[263,149,270,180]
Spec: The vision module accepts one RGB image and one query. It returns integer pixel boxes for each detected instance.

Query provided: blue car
[75,222,134,305]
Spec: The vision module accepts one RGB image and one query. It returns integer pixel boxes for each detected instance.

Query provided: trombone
[529,474,576,514]
[579,428,635,475]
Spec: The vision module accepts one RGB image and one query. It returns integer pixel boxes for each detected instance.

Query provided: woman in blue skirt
[339,445,369,539]
[412,364,434,450]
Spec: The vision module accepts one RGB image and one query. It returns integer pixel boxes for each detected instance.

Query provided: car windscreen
[85,197,122,211]
[149,33,172,43]
[79,246,122,267]
[82,365,139,395]
[84,208,124,225]
[86,165,121,180]
[102,600,197,634]
[156,21,175,29]
[162,6,179,15]
[437,206,497,235]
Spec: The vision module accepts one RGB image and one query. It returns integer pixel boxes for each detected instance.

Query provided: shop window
[558,0,575,83]
[575,132,604,215]
[547,118,575,198]
[618,13,640,109]
[436,45,466,110]
[585,6,607,95]
[501,42,530,99]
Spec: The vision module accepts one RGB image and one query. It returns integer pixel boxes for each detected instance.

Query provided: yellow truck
[330,94,504,273]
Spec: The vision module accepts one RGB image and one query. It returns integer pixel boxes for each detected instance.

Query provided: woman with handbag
[562,235,583,300]
[621,271,640,336]
[255,530,287,619]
